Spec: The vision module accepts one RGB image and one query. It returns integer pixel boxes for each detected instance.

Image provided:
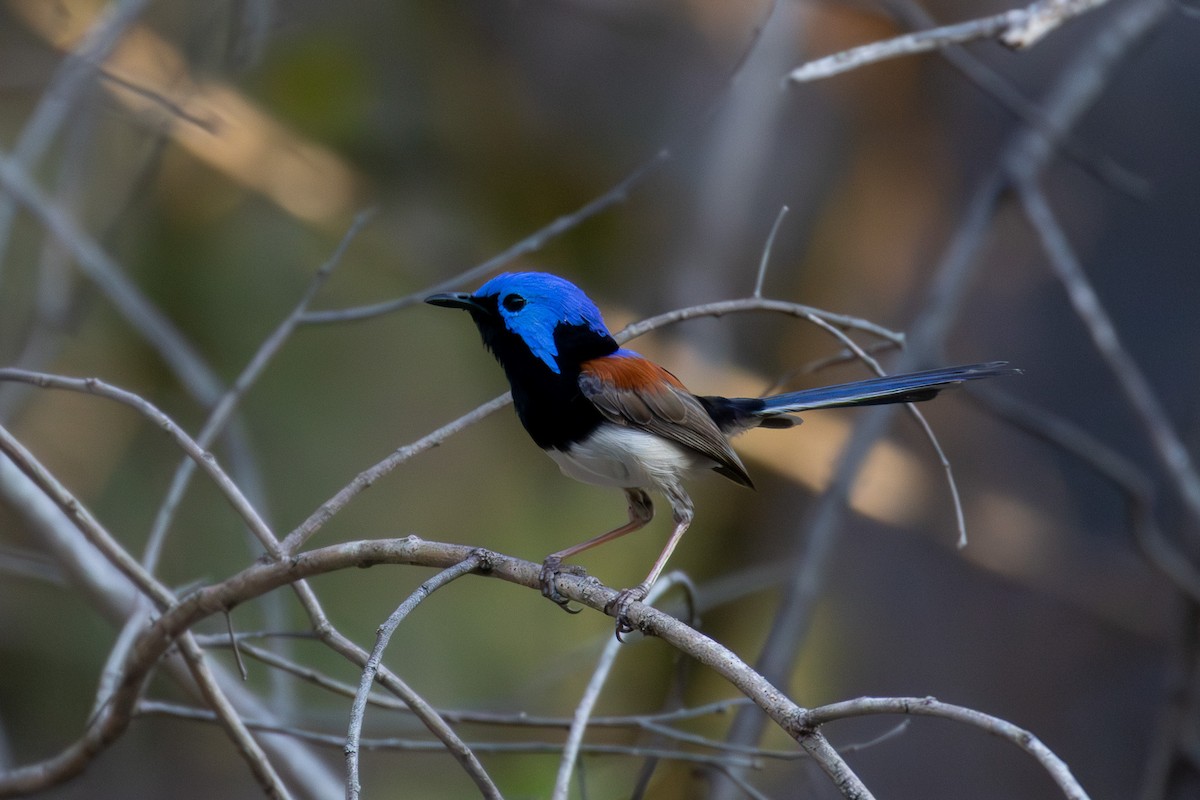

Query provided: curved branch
[799,697,1090,799]
[0,424,292,797]
[345,553,496,800]
[0,370,280,556]
[0,536,872,799]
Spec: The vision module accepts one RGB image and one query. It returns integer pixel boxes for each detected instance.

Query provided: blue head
[427,272,617,375]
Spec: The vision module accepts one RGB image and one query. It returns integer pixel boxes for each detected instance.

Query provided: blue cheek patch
[505,306,567,373]
[476,272,615,374]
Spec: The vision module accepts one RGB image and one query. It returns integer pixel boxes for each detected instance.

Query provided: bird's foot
[605,584,649,640]
[539,556,587,614]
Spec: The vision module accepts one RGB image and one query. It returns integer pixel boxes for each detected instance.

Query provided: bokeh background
[1,0,1198,798]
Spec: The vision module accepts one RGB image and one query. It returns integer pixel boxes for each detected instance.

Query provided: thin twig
[753,206,789,299]
[712,3,1171,791]
[552,574,689,800]
[616,297,905,346]
[345,552,494,800]
[137,701,763,769]
[976,389,1200,603]
[144,209,373,569]
[0,0,152,284]
[98,68,220,131]
[0,370,279,557]
[284,293,907,554]
[282,392,513,553]
[1016,182,1200,527]
[800,696,1091,799]
[202,636,759,728]
[301,150,670,325]
[12,535,880,798]
[0,424,293,798]
[200,636,794,760]
[801,312,970,548]
[788,0,1112,83]
[224,613,249,682]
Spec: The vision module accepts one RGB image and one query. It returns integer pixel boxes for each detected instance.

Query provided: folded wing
[578,355,754,487]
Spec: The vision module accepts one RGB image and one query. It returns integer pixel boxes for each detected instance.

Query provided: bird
[427,271,1017,634]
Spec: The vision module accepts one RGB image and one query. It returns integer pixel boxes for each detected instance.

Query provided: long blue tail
[759,361,1017,413]
[701,361,1018,433]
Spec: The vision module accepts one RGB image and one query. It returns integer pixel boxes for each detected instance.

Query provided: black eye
[502,294,526,312]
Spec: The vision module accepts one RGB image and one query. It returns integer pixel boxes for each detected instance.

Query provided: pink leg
[540,489,653,606]
[607,485,694,637]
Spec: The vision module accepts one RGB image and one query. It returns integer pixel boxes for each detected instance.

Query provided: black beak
[425,292,480,311]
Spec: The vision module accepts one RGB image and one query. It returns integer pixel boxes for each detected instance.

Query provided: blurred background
[0,0,1198,798]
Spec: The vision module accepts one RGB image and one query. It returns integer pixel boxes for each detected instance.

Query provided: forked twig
[345,552,495,800]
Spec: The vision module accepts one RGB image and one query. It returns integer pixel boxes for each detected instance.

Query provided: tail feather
[701,361,1018,434]
[758,361,1017,415]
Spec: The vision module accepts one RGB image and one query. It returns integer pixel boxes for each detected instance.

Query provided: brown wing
[579,355,754,487]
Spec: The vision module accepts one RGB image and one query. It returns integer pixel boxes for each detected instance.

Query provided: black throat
[468,305,618,451]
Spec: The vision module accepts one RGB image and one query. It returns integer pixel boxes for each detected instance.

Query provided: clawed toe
[539,556,587,613]
[605,586,648,640]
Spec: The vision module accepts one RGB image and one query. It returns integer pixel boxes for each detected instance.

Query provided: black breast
[475,317,617,451]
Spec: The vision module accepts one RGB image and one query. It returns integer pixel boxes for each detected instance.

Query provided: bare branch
[978,389,1200,602]
[1016,182,1200,526]
[301,150,670,325]
[0,370,280,557]
[616,297,906,346]
[0,148,224,403]
[345,552,496,800]
[136,701,764,769]
[800,311,971,548]
[144,209,373,569]
[40,535,879,798]
[753,206,789,299]
[715,2,1172,788]
[788,0,1113,83]
[0,0,151,282]
[197,636,759,730]
[800,696,1091,799]
[0,424,292,797]
[553,573,690,800]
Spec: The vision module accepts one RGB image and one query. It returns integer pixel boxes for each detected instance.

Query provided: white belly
[547,425,704,491]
